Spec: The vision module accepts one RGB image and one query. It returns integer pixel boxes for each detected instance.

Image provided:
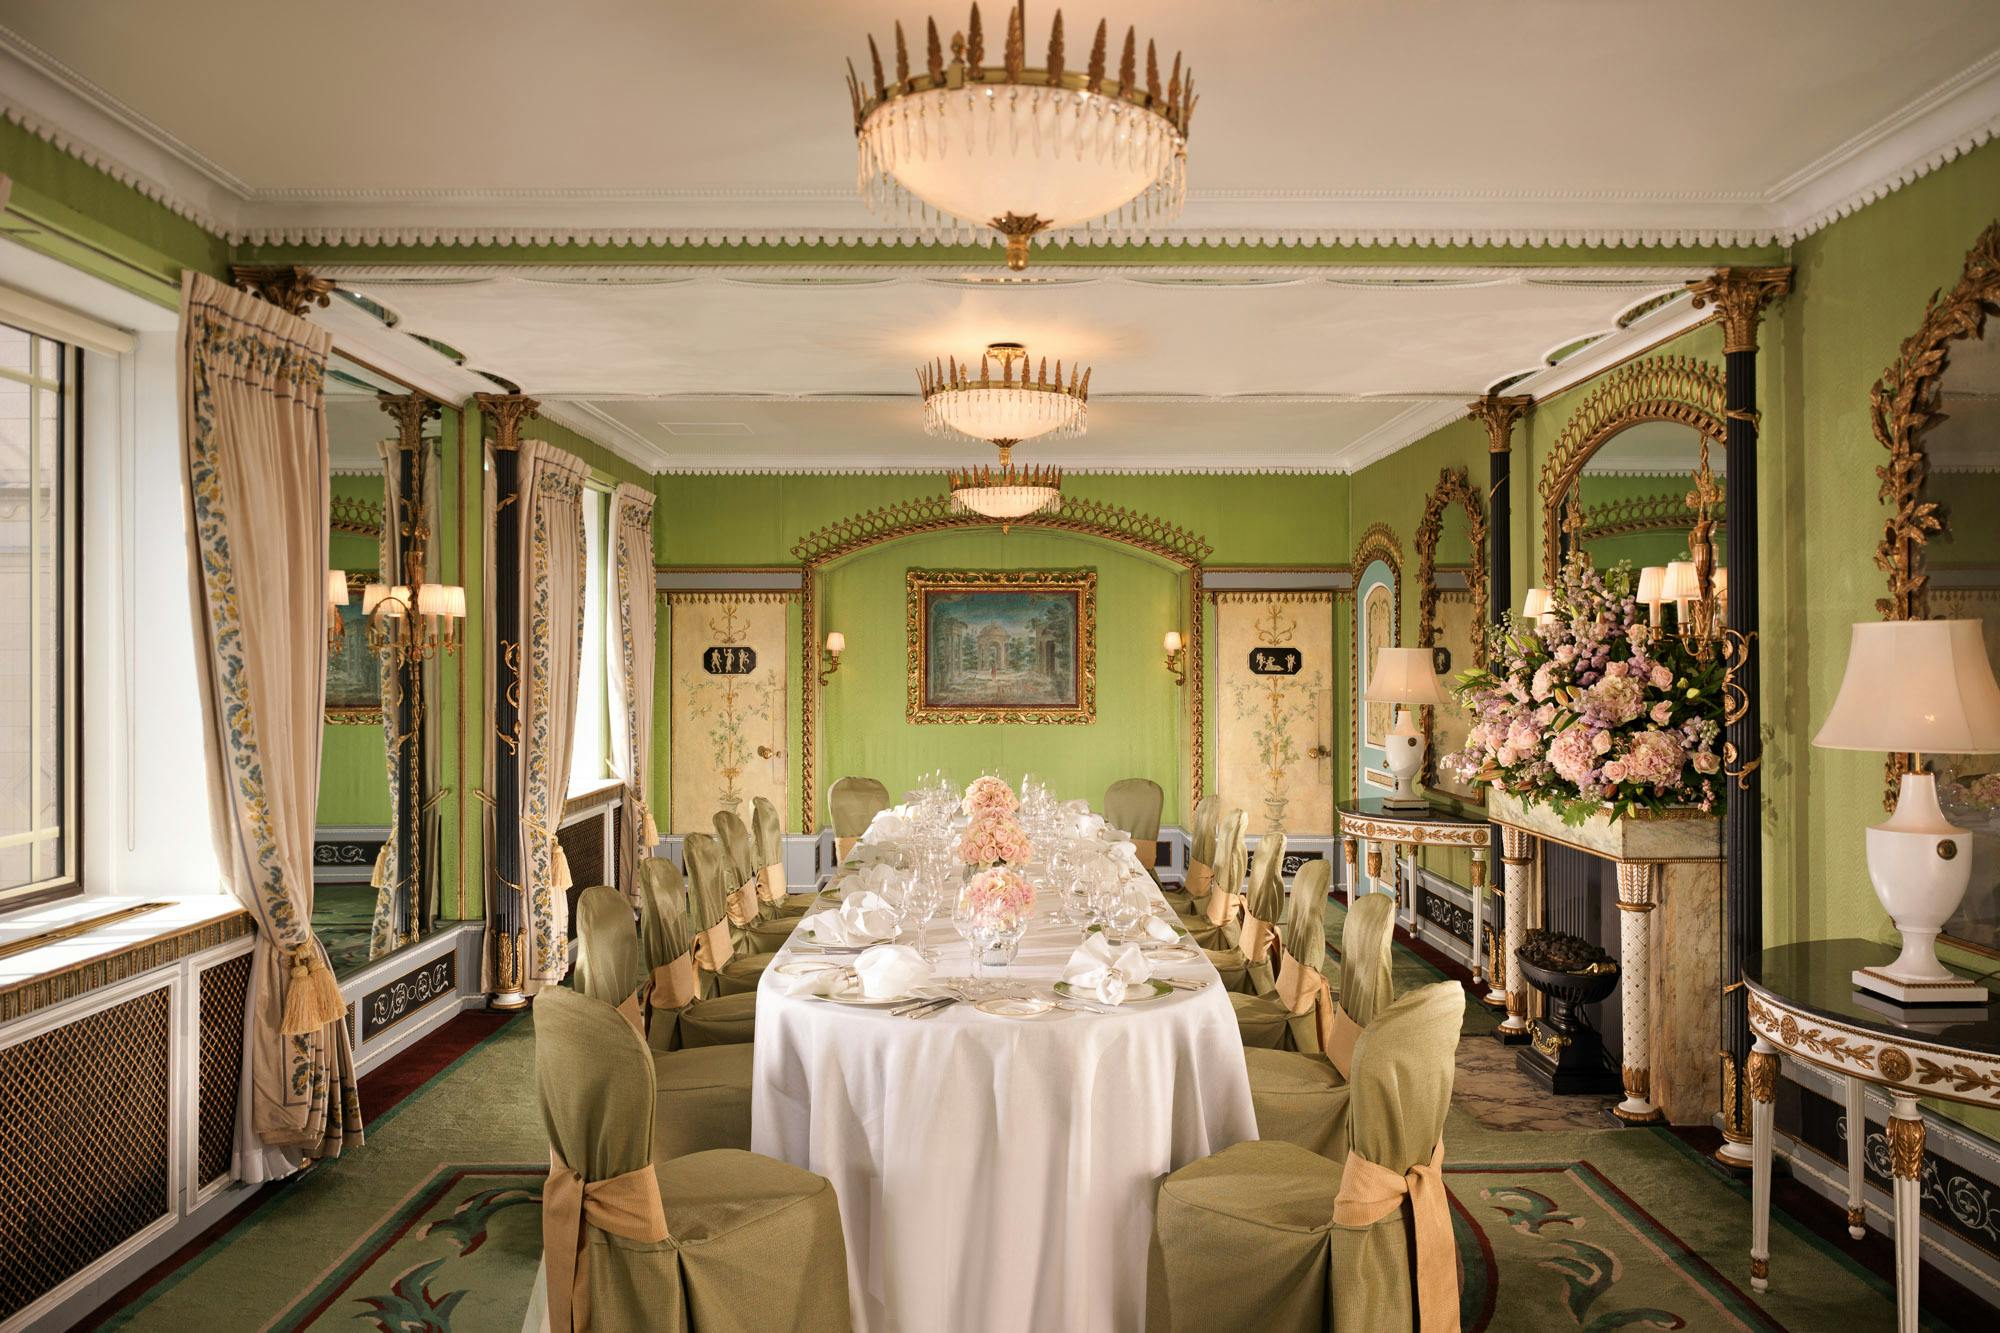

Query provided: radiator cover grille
[196,952,252,1188]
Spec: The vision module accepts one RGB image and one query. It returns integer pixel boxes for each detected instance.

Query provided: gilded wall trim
[1350,524,1404,800]
[0,911,255,1025]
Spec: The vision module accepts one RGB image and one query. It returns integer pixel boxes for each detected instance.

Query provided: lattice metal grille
[611,804,626,893]
[196,952,251,1188]
[559,812,607,890]
[0,987,172,1320]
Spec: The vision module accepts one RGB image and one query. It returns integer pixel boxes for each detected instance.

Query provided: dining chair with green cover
[828,775,891,863]
[569,885,754,1163]
[1231,854,1324,1050]
[684,832,779,998]
[1186,810,1250,988]
[636,857,756,1051]
[1241,887,1400,1159]
[1147,980,1466,1333]
[1104,777,1165,873]
[1163,795,1220,915]
[1183,815,1266,953]
[529,985,852,1332]
[717,809,798,954]
[753,795,816,917]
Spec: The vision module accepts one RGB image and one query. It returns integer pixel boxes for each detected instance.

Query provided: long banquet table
[750,866,1258,1332]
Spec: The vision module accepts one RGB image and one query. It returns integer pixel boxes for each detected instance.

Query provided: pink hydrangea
[1583,674,1645,725]
[1548,727,1600,785]
[1621,729,1686,788]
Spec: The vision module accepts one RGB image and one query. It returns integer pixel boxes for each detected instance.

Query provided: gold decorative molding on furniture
[1537,355,1728,581]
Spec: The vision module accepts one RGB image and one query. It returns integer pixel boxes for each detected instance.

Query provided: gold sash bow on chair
[759,861,787,903]
[1204,881,1244,928]
[1274,941,1339,1062]
[834,835,858,863]
[691,920,734,973]
[1332,1142,1458,1333]
[650,954,701,1012]
[1184,859,1213,901]
[725,883,760,927]
[1133,839,1158,870]
[543,1148,672,1333]
[1239,911,1274,965]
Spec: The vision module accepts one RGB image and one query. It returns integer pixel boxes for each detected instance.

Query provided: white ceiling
[2,1,1997,246]
[317,266,1692,470]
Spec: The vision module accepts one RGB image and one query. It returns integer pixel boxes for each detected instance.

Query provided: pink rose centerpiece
[962,774,1021,820]
[1446,555,1726,825]
[960,866,1036,929]
[957,813,1034,867]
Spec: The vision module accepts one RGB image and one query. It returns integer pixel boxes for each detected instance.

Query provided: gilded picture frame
[325,568,384,725]
[906,569,1097,725]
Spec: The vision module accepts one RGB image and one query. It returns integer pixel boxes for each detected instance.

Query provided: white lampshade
[825,631,846,655]
[325,569,349,607]
[416,582,449,616]
[1365,646,1449,706]
[1815,620,2000,754]
[441,585,467,619]
[361,582,389,615]
[382,585,411,619]
[1712,567,1729,612]
[1663,561,1700,604]
[1164,630,1184,654]
[1521,587,1552,619]
[1636,565,1667,607]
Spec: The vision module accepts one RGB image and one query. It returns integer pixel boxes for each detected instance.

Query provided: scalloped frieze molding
[3,29,1997,254]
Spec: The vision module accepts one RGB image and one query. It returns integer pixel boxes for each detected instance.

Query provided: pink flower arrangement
[1447,555,1725,824]
[960,866,1035,927]
[962,775,1021,819]
[957,814,1034,866]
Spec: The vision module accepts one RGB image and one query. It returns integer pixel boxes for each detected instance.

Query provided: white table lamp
[1815,620,2000,1005]
[1365,646,1450,811]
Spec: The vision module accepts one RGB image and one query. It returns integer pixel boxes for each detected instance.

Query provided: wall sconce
[360,579,467,664]
[1162,630,1187,685]
[820,630,845,686]
[326,569,350,656]
[1521,586,1556,626]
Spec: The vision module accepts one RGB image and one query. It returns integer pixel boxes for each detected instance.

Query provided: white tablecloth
[751,881,1258,1332]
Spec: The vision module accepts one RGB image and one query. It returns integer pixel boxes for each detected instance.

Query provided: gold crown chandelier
[922,342,1088,525]
[847,2,1196,270]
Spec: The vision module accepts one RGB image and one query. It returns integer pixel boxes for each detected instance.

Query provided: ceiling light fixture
[847,2,1196,270]
[922,341,1087,526]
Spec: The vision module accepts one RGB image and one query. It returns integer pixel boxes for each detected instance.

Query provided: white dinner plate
[975,995,1056,1018]
[1053,979,1174,1005]
[1142,945,1200,965]
[816,974,926,1006]
[773,959,846,979]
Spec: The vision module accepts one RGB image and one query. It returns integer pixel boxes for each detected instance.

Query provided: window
[0,321,79,904]
[569,483,614,793]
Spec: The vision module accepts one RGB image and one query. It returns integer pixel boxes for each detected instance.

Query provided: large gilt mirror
[1415,467,1487,803]
[1877,220,2000,956]
[318,354,444,977]
[1540,355,1728,584]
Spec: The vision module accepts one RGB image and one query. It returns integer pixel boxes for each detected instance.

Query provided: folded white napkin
[853,944,932,999]
[1070,812,1110,839]
[1106,840,1147,876]
[1061,798,1091,815]
[1139,914,1180,943]
[828,861,901,902]
[805,891,901,946]
[861,809,914,844]
[1061,933,1153,1006]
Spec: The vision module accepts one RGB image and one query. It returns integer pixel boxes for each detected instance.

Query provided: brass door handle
[1308,745,1331,760]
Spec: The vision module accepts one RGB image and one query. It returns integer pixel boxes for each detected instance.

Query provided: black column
[489,431,524,1002]
[1720,340,1761,1146]
[396,440,425,942]
[1490,443,1511,623]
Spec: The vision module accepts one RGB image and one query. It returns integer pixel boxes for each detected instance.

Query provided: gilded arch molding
[1415,468,1488,788]
[1349,523,1404,800]
[789,494,1213,831]
[1537,354,1727,581]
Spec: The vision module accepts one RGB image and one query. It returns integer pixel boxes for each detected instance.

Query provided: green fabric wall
[654,472,1349,827]
[1577,472,1711,572]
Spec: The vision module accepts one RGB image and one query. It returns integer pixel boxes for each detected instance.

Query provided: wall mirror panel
[1888,226,2000,955]
[1573,422,1726,576]
[1415,467,1487,803]
[317,353,444,977]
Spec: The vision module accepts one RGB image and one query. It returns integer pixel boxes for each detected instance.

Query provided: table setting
[751,773,1258,1331]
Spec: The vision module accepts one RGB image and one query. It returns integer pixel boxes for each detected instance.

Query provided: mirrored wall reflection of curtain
[178,272,361,1171]
[517,441,589,988]
[370,437,403,959]
[607,483,658,900]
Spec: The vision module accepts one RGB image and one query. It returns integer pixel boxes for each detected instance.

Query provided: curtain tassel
[552,843,574,891]
[637,798,661,849]
[280,943,345,1035]
[369,844,391,889]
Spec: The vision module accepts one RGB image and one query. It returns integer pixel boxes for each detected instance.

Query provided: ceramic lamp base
[1855,773,1986,1006]
[1381,707,1431,810]
[1849,965,1990,1006]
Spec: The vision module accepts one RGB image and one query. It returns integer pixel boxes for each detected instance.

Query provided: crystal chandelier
[848,2,1196,269]
[923,342,1086,525]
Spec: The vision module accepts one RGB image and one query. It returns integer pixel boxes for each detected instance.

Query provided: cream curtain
[178,272,361,1163]
[607,482,658,900]
[369,437,403,959]
[518,440,589,988]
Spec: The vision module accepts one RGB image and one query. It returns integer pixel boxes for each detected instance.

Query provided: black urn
[1514,930,1622,1097]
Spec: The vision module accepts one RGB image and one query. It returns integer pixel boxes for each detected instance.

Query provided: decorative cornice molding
[4,28,1997,254]
[653,463,1353,476]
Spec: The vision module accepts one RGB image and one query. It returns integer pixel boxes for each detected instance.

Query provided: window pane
[570,487,609,792]
[0,324,26,373]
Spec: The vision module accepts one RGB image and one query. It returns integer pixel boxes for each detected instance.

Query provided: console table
[1745,939,2000,1333]
[1336,799,1491,989]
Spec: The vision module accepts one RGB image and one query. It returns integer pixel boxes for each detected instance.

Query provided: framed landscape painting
[907,569,1096,725]
[326,569,384,725]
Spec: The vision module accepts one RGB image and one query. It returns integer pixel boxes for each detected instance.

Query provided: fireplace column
[1613,861,1663,1123]
[1498,825,1534,1041]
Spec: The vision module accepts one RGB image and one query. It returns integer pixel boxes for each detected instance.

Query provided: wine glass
[1105,875,1147,942]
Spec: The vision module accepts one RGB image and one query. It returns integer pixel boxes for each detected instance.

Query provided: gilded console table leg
[1612,862,1664,1124]
[1845,1075,1868,1239]
[1748,1036,1777,1293]
[1364,840,1383,890]
[1888,1094,1924,1333]
[1469,849,1488,987]
[1341,836,1359,899]
[1399,843,1418,930]
[1498,826,1533,1039]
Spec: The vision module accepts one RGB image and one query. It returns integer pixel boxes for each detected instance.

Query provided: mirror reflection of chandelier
[922,342,1087,525]
[847,2,1195,269]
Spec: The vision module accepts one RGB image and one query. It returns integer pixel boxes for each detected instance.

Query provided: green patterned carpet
[101,905,1954,1332]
